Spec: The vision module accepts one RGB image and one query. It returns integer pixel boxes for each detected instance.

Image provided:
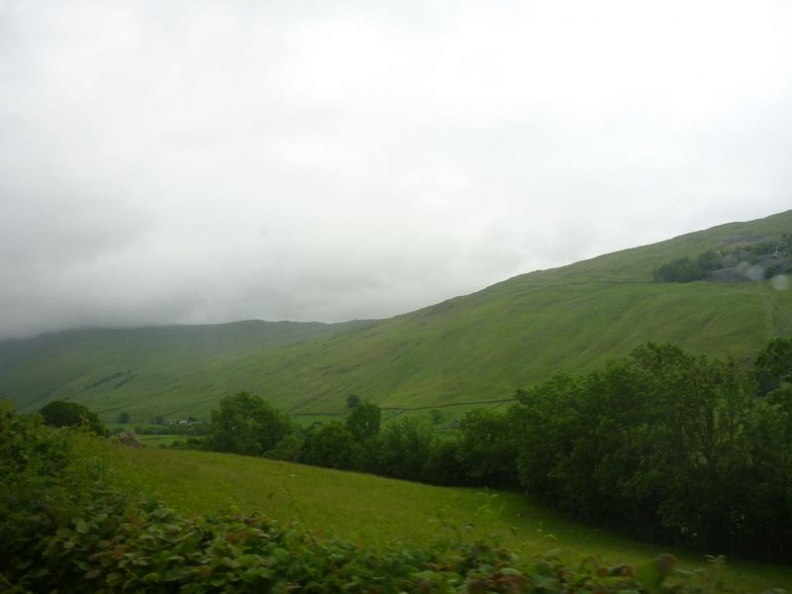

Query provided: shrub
[39,399,107,436]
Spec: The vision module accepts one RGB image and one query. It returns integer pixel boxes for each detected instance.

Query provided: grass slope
[0,320,372,418]
[105,444,792,592]
[2,210,791,420]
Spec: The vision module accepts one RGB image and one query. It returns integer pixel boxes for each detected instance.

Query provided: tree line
[654,234,792,282]
[191,339,792,562]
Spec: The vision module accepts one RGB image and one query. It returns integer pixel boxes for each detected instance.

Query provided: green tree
[454,407,520,489]
[422,438,469,486]
[625,344,757,549]
[515,343,762,553]
[299,421,360,470]
[208,391,292,456]
[345,400,381,442]
[696,250,722,272]
[515,373,584,501]
[756,336,792,389]
[38,400,106,436]
[740,384,792,560]
[374,417,435,481]
[654,257,706,282]
[117,411,131,424]
[265,431,305,462]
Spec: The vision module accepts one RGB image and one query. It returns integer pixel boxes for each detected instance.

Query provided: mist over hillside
[1,209,791,421]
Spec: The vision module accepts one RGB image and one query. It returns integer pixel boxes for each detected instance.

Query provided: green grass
[134,434,184,447]
[2,210,792,422]
[105,444,792,593]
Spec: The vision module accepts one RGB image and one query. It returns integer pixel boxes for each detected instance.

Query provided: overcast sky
[1,1,791,340]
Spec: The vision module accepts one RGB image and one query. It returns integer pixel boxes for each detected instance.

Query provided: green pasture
[105,444,792,593]
[135,434,184,447]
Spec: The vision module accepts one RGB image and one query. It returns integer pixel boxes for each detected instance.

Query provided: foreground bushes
[5,498,700,593]
[0,401,123,578]
[0,401,719,593]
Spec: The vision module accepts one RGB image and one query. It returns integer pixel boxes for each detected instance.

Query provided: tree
[740,384,792,560]
[38,400,106,436]
[117,411,131,424]
[654,257,706,282]
[514,343,762,553]
[756,337,792,390]
[423,438,469,486]
[345,400,381,442]
[374,417,435,481]
[208,391,292,456]
[265,431,305,462]
[514,374,584,501]
[696,250,723,272]
[454,407,520,489]
[299,421,360,470]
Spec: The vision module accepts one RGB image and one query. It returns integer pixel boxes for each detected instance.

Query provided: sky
[1,0,791,340]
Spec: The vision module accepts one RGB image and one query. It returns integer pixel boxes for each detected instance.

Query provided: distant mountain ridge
[2,210,791,422]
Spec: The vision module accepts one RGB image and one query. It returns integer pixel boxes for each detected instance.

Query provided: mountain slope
[0,320,373,417]
[2,210,791,421]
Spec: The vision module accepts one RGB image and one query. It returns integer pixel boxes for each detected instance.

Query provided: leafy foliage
[299,420,361,470]
[374,416,436,481]
[208,391,293,456]
[755,336,792,386]
[0,400,124,587]
[454,407,520,489]
[7,499,701,594]
[655,234,792,283]
[514,342,792,561]
[654,256,712,282]
[39,399,107,435]
[345,399,381,442]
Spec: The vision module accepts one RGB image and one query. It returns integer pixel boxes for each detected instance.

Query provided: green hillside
[0,320,373,418]
[2,210,791,421]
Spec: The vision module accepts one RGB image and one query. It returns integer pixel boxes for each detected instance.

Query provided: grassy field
[105,444,792,592]
[134,434,185,447]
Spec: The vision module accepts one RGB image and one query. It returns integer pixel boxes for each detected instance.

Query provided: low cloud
[1,0,791,340]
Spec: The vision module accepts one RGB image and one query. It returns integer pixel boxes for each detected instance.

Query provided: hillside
[0,320,373,418]
[2,210,791,421]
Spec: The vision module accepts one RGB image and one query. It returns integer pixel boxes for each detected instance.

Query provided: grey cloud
[1,0,791,340]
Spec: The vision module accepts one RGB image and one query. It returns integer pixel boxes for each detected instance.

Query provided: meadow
[106,443,792,592]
